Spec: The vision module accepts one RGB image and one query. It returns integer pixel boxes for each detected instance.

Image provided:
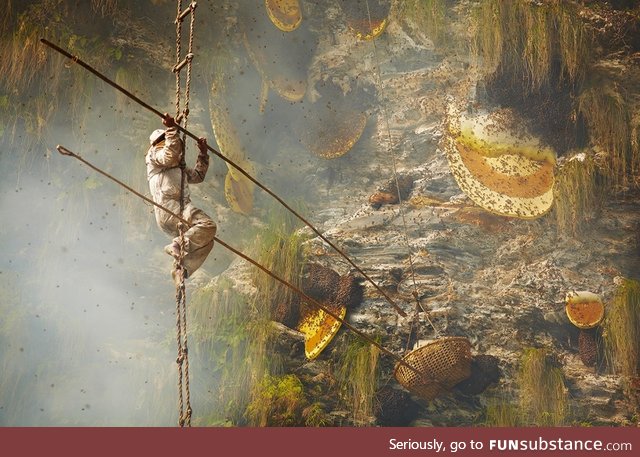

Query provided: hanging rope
[172,0,197,428]
[363,0,440,339]
[39,37,409,319]
[175,0,182,118]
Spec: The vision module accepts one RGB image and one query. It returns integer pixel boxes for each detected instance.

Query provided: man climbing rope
[146,113,216,283]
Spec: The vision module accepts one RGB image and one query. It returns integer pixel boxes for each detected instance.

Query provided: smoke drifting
[0,0,388,425]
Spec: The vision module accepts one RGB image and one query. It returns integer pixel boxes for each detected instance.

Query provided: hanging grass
[91,0,119,17]
[253,229,305,313]
[558,3,589,85]
[471,0,640,190]
[472,0,591,91]
[400,0,447,45]
[114,64,146,112]
[521,4,552,91]
[251,203,308,320]
[0,0,154,154]
[603,279,640,382]
[335,334,380,426]
[484,396,521,427]
[189,279,281,425]
[553,152,603,236]
[518,347,568,426]
[0,9,54,92]
[0,0,14,43]
[471,0,503,76]
[578,74,636,189]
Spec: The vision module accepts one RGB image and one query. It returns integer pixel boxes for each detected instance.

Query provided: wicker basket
[393,336,472,400]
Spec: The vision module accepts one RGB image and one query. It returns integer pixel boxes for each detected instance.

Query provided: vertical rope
[173,0,194,428]
[364,0,439,338]
[178,0,196,429]
[175,279,185,426]
[183,4,196,134]
[175,0,182,119]
[174,0,185,427]
[179,279,191,426]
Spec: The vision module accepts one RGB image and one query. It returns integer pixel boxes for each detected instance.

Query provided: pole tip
[56,145,74,156]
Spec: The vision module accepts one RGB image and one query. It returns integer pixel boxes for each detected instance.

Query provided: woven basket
[393,337,472,400]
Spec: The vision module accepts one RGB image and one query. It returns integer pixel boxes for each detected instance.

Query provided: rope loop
[173,0,196,428]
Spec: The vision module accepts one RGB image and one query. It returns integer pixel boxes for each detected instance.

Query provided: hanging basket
[393,337,472,400]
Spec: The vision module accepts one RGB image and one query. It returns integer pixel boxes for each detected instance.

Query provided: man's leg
[176,205,217,276]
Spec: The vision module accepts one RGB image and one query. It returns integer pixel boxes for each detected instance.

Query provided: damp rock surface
[206,1,640,427]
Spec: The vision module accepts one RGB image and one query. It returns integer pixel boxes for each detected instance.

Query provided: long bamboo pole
[55,145,425,379]
[41,38,407,318]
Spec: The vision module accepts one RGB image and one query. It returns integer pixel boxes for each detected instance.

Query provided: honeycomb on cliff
[443,106,556,219]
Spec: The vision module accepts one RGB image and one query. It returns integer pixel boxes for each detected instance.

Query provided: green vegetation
[472,1,590,91]
[251,203,308,321]
[245,374,307,426]
[91,0,119,17]
[0,1,161,152]
[518,348,567,426]
[189,204,311,425]
[578,75,637,189]
[245,375,331,427]
[400,0,447,45]
[553,153,603,235]
[302,402,331,427]
[335,334,380,426]
[484,348,568,426]
[484,396,521,427]
[189,279,278,425]
[603,278,640,409]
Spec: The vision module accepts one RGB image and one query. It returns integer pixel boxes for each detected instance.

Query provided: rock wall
[204,0,640,426]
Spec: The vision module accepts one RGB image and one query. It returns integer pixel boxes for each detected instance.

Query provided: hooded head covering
[149,129,166,146]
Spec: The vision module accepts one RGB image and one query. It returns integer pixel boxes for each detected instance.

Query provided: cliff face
[205,0,640,426]
[1,0,639,426]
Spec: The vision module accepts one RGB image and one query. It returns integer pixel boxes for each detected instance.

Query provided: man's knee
[158,216,179,237]
[204,219,217,232]
[193,214,216,231]
[203,220,217,239]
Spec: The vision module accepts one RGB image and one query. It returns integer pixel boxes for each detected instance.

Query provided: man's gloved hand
[197,137,208,157]
[162,113,177,128]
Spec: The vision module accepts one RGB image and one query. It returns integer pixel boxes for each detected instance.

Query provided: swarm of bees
[443,105,556,219]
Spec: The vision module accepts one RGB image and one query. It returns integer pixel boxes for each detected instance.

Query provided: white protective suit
[145,126,217,276]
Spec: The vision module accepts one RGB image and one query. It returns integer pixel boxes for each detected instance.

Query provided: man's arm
[149,114,182,168]
[186,137,209,184]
